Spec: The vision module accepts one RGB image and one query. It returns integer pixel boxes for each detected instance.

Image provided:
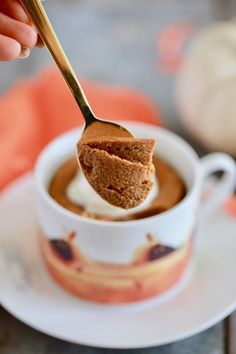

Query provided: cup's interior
[35,122,199,218]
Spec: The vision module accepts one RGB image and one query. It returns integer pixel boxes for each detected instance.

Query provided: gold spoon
[20,0,156,210]
[20,0,132,140]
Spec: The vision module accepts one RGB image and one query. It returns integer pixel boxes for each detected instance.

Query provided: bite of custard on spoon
[20,0,156,209]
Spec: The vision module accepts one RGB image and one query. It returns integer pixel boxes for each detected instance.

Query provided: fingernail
[18,47,30,59]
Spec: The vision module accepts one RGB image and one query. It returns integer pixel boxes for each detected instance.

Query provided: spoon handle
[20,0,95,122]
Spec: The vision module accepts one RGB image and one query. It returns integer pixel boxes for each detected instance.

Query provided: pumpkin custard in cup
[35,122,236,304]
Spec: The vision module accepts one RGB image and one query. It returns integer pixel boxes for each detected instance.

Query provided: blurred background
[0,0,235,139]
[1,1,236,351]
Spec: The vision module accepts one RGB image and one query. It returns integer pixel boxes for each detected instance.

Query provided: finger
[0,12,38,49]
[0,34,21,61]
[0,0,29,23]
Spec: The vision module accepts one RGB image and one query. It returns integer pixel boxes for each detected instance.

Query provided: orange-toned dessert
[77,137,155,209]
[49,155,186,221]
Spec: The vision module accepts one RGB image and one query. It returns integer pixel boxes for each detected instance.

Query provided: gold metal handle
[20,0,95,122]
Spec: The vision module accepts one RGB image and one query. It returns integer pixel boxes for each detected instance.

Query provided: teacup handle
[199,153,236,222]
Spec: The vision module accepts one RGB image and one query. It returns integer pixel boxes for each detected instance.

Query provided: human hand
[0,0,42,61]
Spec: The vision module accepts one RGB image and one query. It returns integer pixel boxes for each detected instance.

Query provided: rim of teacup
[34,121,201,227]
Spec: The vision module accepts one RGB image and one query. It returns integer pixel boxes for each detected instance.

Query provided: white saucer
[0,174,236,349]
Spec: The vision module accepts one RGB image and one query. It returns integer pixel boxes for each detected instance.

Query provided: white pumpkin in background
[176,22,236,157]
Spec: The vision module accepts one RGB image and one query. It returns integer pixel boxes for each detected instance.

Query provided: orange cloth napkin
[0,67,162,191]
[225,196,236,218]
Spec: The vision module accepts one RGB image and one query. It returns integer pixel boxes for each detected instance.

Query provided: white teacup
[35,122,236,304]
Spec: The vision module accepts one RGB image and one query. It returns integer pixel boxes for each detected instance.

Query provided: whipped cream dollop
[66,171,159,217]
